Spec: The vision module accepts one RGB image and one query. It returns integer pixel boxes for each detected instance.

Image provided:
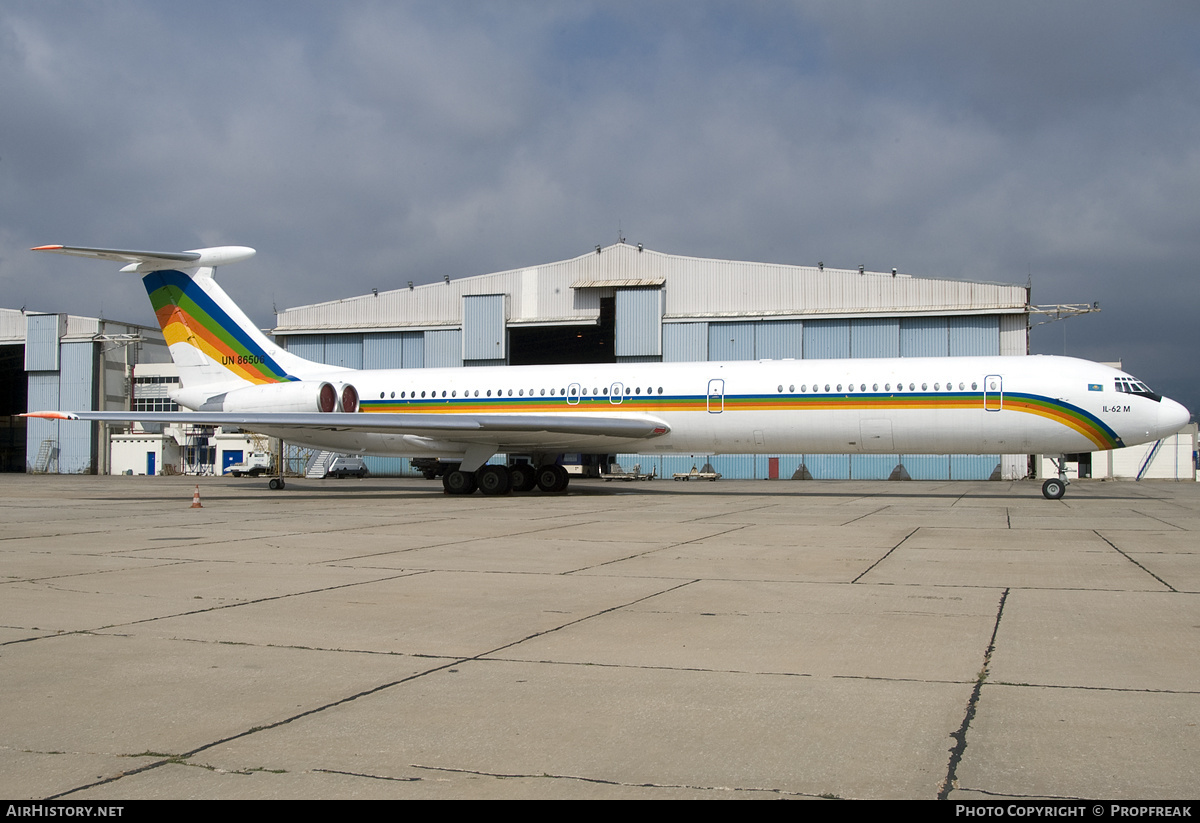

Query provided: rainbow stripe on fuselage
[360,388,1125,450]
[143,270,297,385]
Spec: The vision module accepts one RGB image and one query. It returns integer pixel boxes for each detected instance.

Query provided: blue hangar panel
[425,329,463,368]
[615,288,663,359]
[363,332,425,370]
[663,322,708,362]
[462,294,506,364]
[708,322,755,361]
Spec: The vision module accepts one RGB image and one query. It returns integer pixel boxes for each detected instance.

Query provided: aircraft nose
[1157,397,1191,437]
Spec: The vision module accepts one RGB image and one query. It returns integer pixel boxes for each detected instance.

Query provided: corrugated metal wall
[24,314,64,371]
[708,322,755,361]
[804,319,851,359]
[425,329,463,368]
[663,323,708,361]
[462,294,507,362]
[999,314,1026,356]
[619,453,1004,482]
[26,341,95,473]
[754,321,804,360]
[949,316,1000,356]
[851,318,900,358]
[26,373,58,471]
[614,288,663,358]
[899,317,948,357]
[274,243,1027,335]
[362,331,425,369]
[56,342,95,473]
[284,334,325,363]
[362,333,402,369]
[324,334,364,369]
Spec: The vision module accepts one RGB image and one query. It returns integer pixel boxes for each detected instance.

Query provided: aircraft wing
[23,410,670,441]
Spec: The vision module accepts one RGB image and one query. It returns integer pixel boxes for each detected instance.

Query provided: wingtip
[31,245,64,251]
[19,411,76,420]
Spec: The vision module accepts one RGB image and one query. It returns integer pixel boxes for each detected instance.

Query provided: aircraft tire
[536,464,569,493]
[477,465,512,496]
[1042,478,1066,500]
[443,470,477,495]
[268,478,285,491]
[509,464,537,492]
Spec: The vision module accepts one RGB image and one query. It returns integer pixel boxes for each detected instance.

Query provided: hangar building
[0,308,169,473]
[272,243,1032,480]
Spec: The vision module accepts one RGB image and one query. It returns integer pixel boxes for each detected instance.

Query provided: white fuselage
[231,355,1189,460]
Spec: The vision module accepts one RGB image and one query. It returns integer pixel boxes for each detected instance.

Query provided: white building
[107,363,274,477]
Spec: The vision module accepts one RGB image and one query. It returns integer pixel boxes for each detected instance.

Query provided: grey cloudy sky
[2,1,1197,414]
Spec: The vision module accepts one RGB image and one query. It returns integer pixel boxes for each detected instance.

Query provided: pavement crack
[851,527,918,583]
[1093,530,1176,592]
[1130,509,1187,529]
[569,525,749,574]
[314,768,419,782]
[406,762,823,797]
[839,506,890,526]
[939,587,1009,801]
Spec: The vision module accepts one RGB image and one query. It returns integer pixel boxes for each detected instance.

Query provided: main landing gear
[442,464,569,496]
[1041,456,1070,500]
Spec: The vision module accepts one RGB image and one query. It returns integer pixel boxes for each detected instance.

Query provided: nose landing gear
[1042,456,1070,500]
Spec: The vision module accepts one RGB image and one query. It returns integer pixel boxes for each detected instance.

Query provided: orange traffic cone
[190,484,203,509]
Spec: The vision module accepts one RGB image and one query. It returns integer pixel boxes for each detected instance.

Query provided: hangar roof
[0,308,161,345]
[273,243,1029,335]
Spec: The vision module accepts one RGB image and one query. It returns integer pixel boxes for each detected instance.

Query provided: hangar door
[462,294,507,364]
[614,288,662,360]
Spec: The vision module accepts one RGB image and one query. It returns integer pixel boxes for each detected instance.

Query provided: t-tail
[31,245,346,407]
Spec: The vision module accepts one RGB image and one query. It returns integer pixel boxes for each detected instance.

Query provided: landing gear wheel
[509,464,537,492]
[535,464,569,493]
[476,465,512,496]
[1042,478,1066,500]
[443,469,477,495]
[268,478,285,491]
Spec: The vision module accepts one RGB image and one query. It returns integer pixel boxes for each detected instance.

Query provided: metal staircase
[305,450,337,478]
[1136,439,1163,481]
[32,439,57,473]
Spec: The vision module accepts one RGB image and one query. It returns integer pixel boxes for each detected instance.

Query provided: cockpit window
[1114,377,1162,402]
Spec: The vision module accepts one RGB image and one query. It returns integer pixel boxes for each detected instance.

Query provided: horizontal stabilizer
[32,245,255,273]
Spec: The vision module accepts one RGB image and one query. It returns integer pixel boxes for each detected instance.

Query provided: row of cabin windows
[777,380,986,393]
[373,380,997,401]
[377,386,667,400]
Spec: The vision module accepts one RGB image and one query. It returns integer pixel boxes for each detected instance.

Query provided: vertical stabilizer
[32,244,343,390]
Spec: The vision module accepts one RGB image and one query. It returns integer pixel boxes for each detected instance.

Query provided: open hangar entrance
[0,344,27,472]
[508,297,614,366]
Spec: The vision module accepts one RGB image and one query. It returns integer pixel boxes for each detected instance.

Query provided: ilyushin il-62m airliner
[27,244,1190,500]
